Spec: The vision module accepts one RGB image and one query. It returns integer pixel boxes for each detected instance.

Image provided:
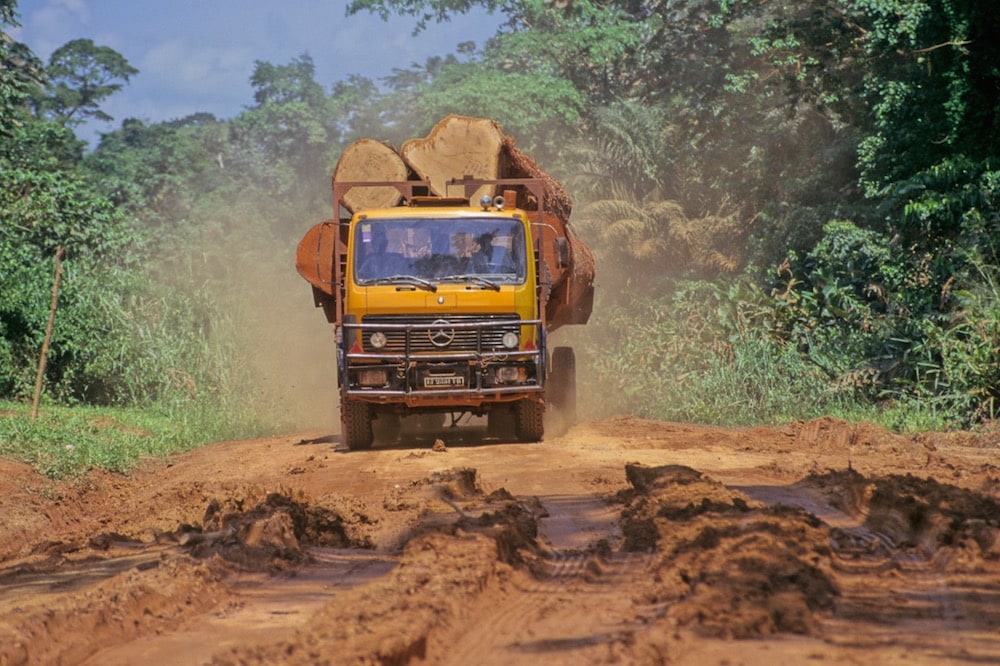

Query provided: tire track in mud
[6,421,1000,665]
[0,486,392,666]
[829,536,994,660]
[355,489,656,665]
[0,550,228,666]
[426,486,675,665]
[431,539,658,665]
[739,473,1000,662]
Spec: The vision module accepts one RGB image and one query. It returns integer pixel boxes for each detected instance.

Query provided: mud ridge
[209,467,544,665]
[804,469,1000,568]
[617,463,837,646]
[178,491,365,571]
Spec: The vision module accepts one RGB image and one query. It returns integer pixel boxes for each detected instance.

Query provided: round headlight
[502,331,519,349]
[369,331,388,349]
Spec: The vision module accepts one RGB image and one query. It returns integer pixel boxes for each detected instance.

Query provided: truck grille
[361,314,520,353]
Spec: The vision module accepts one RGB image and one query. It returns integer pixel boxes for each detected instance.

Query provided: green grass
[0,400,282,479]
[577,317,966,434]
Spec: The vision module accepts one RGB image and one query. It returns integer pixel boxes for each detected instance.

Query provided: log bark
[400,115,505,203]
[333,139,409,213]
[499,135,573,224]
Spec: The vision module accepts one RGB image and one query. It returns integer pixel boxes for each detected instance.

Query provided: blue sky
[12,0,490,142]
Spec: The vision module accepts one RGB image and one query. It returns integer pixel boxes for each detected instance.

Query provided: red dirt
[3,415,1000,664]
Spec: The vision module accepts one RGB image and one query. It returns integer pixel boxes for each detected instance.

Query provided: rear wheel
[515,399,545,442]
[342,401,374,451]
[549,346,577,425]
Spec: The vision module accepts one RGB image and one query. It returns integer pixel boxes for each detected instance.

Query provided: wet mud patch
[804,469,1000,566]
[383,466,480,511]
[384,467,543,565]
[618,463,836,641]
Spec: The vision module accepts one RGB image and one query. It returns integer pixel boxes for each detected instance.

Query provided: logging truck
[295,117,594,450]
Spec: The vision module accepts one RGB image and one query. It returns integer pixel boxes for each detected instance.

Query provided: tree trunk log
[499,135,573,224]
[401,115,505,203]
[333,139,409,213]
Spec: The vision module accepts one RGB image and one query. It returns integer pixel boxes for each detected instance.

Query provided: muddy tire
[515,399,545,442]
[549,346,577,425]
[342,401,374,451]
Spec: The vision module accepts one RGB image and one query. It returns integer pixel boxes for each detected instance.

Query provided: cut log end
[333,139,409,212]
[401,115,505,202]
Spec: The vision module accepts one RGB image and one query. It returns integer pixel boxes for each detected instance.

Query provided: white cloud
[142,39,253,101]
[14,0,492,144]
[51,0,88,21]
[13,0,89,54]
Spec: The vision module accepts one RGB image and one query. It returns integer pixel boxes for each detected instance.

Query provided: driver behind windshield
[401,227,432,260]
[357,221,524,282]
[357,225,434,280]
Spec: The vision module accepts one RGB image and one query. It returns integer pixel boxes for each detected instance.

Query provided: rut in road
[741,470,1000,662]
[6,418,1000,665]
[436,550,660,665]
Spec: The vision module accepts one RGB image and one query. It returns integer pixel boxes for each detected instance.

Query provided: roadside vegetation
[0,400,280,478]
[3,0,999,475]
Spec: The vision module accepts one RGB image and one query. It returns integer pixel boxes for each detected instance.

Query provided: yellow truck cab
[297,177,593,450]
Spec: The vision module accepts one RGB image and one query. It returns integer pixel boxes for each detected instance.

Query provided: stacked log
[335,115,573,224]
[400,115,505,204]
[332,139,408,211]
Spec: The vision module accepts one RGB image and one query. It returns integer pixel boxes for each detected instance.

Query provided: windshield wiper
[438,274,501,291]
[369,275,437,292]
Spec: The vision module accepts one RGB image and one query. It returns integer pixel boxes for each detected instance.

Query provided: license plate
[424,375,464,388]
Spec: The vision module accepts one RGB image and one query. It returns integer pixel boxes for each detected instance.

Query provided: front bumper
[340,318,544,407]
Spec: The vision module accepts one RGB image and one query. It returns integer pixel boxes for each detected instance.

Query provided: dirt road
[2,415,1000,665]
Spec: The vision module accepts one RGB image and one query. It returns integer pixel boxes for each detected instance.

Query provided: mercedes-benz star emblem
[428,319,455,347]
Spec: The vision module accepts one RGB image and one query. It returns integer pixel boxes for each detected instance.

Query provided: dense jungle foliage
[3,0,1000,432]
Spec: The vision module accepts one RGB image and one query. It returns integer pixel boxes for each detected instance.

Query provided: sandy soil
[2,414,1000,665]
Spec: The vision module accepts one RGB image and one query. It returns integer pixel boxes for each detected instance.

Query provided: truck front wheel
[342,401,374,451]
[515,399,545,442]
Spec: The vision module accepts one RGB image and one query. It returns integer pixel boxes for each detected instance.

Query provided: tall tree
[349,0,653,105]
[853,0,1000,196]
[36,38,138,126]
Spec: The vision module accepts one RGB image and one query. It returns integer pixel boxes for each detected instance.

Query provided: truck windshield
[354,217,528,285]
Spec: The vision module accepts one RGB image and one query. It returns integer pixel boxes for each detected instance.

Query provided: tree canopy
[35,38,138,126]
[4,0,1000,428]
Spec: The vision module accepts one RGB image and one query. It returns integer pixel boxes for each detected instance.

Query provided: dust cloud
[233,246,340,432]
[251,279,338,430]
[173,198,341,432]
